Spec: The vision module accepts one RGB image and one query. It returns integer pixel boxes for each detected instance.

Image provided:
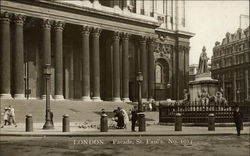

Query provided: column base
[112,97,122,102]
[148,98,155,102]
[93,0,101,8]
[92,97,102,102]
[123,7,130,13]
[82,96,92,101]
[142,98,148,102]
[54,95,64,100]
[122,98,131,103]
[41,95,54,100]
[14,94,26,99]
[0,94,12,99]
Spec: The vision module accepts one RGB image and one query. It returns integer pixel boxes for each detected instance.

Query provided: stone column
[222,73,225,94]
[12,14,25,99]
[114,0,120,7]
[112,31,121,102]
[245,69,249,100]
[0,12,11,99]
[122,0,129,11]
[233,71,237,102]
[41,19,52,99]
[54,21,64,100]
[121,33,130,102]
[91,28,102,101]
[81,26,91,101]
[140,36,148,101]
[148,37,155,101]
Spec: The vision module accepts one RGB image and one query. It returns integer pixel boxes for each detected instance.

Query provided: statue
[197,46,209,74]
[198,88,209,106]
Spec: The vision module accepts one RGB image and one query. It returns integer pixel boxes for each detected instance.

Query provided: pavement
[0,99,249,137]
[1,121,249,137]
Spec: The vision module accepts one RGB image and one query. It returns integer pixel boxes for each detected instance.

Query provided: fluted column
[121,33,130,102]
[41,19,52,99]
[81,26,91,101]
[0,12,11,99]
[112,31,121,102]
[140,36,148,100]
[122,0,129,11]
[114,0,120,8]
[91,28,102,101]
[54,21,64,100]
[148,37,155,101]
[12,14,25,99]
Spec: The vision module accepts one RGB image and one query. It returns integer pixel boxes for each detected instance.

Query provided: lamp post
[136,72,143,112]
[236,89,240,102]
[136,72,146,131]
[43,64,54,130]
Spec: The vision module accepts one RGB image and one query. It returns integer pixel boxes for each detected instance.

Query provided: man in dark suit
[131,106,138,132]
[233,106,243,136]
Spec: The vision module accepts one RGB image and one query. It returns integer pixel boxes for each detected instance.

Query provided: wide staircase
[0,99,135,124]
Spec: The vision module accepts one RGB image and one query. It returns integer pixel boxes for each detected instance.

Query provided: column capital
[140,36,147,44]
[121,32,130,40]
[12,14,25,25]
[147,37,156,43]
[42,19,52,29]
[91,27,102,33]
[81,25,91,35]
[0,12,11,23]
[91,27,102,37]
[54,21,64,31]
[113,31,120,40]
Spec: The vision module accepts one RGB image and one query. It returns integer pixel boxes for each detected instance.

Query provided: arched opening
[155,58,170,100]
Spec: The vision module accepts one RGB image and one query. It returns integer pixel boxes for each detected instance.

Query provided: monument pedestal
[189,73,219,102]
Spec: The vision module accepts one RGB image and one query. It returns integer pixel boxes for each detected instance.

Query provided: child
[1,107,10,128]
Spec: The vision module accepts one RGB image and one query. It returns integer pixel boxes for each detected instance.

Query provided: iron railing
[159,101,250,123]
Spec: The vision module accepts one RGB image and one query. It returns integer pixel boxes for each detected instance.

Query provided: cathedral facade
[0,0,194,102]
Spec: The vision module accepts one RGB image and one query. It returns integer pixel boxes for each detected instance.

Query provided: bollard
[100,114,108,132]
[208,113,215,131]
[138,113,146,132]
[175,113,182,131]
[62,114,70,132]
[25,114,33,132]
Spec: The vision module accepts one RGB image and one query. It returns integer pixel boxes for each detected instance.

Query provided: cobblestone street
[0,136,249,156]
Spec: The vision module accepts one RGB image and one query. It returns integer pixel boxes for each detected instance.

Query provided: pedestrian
[113,109,124,129]
[1,107,10,128]
[8,105,17,127]
[131,106,138,132]
[120,108,129,129]
[148,101,153,111]
[233,106,243,136]
[101,108,106,116]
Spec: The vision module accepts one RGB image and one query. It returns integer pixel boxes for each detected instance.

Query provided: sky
[185,0,249,65]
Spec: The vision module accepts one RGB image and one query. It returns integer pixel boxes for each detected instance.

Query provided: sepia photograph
[0,0,249,156]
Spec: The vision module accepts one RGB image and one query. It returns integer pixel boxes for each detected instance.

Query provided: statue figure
[197,46,209,74]
[198,88,209,106]
[214,89,228,107]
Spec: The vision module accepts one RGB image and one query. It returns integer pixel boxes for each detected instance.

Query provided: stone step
[0,99,134,123]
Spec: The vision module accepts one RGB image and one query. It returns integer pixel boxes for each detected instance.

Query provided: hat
[4,107,8,110]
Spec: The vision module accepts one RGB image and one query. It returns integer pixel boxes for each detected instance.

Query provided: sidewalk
[1,122,249,137]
